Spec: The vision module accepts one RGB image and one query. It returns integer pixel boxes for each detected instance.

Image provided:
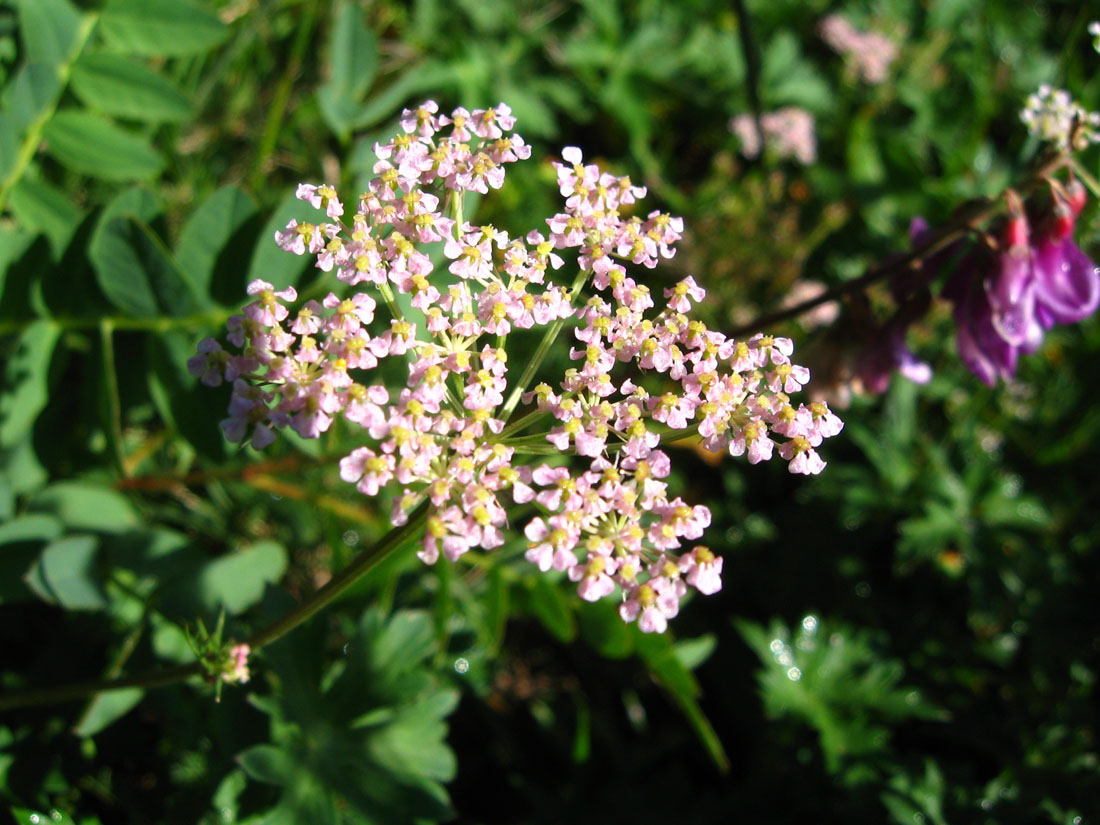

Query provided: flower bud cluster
[1021,85,1100,151]
[190,101,841,631]
[729,108,817,165]
[818,15,898,85]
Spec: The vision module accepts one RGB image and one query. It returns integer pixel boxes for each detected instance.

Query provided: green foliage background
[1,0,1098,823]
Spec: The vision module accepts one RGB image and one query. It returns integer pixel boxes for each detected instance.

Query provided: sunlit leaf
[14,0,84,67]
[199,540,288,614]
[8,177,81,255]
[70,53,194,122]
[91,215,204,317]
[39,534,108,610]
[99,0,229,57]
[317,0,379,138]
[28,481,139,533]
[73,687,144,737]
[175,185,258,301]
[43,110,163,181]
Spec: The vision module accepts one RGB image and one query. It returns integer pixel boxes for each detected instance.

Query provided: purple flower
[1033,238,1099,325]
[945,252,1024,386]
[982,213,1039,349]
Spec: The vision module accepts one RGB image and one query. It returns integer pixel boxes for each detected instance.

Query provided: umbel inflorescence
[190,101,842,632]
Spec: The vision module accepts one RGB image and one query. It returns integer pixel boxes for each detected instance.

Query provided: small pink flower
[680,546,723,595]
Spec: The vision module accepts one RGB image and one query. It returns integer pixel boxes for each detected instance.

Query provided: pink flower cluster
[818,15,898,85]
[189,101,842,631]
[730,108,817,165]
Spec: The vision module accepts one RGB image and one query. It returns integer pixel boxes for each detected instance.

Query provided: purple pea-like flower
[1031,225,1100,327]
[857,291,933,394]
[945,251,1024,387]
[984,213,1038,349]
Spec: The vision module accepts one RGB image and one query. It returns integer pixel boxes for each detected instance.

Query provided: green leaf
[496,81,557,139]
[2,62,62,130]
[526,575,576,643]
[317,0,379,137]
[0,435,48,497]
[175,185,258,300]
[28,481,139,533]
[237,744,293,785]
[0,320,59,448]
[369,609,436,674]
[244,608,458,823]
[151,614,196,663]
[0,513,63,545]
[147,330,231,460]
[577,599,633,659]
[83,186,162,315]
[43,110,163,181]
[0,514,62,604]
[91,215,204,317]
[351,60,454,132]
[10,810,76,825]
[674,633,718,671]
[200,540,288,614]
[8,177,81,254]
[15,0,84,67]
[847,110,886,186]
[636,631,729,772]
[74,687,144,737]
[100,186,162,225]
[479,563,508,654]
[366,689,459,782]
[0,64,62,181]
[211,770,248,824]
[39,534,108,609]
[70,53,193,122]
[99,0,229,57]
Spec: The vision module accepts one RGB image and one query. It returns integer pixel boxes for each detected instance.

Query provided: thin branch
[732,0,765,165]
[729,152,1071,338]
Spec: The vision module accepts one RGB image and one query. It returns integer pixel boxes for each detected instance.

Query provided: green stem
[498,405,553,439]
[0,308,236,338]
[498,267,590,423]
[99,320,128,477]
[74,600,149,731]
[248,0,317,192]
[247,501,428,648]
[376,281,407,328]
[0,503,429,711]
[0,13,98,213]
[0,663,201,711]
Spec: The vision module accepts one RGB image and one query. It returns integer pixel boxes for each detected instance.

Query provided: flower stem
[99,320,128,478]
[247,501,428,648]
[499,267,590,423]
